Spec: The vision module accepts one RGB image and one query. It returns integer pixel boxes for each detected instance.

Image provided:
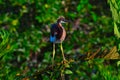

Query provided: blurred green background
[0,0,120,80]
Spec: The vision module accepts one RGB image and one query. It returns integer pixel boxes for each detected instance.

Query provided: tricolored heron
[50,16,68,65]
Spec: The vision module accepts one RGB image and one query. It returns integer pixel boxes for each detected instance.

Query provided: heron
[50,16,68,65]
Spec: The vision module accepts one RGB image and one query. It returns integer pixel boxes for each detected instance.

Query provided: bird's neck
[57,23,62,27]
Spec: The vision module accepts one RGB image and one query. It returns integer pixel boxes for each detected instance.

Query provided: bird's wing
[50,24,58,42]
[50,24,58,36]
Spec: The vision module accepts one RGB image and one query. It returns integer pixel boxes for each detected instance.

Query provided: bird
[50,16,68,65]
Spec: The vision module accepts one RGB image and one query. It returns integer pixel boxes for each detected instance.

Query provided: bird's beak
[61,20,71,23]
[61,21,66,23]
[64,20,71,23]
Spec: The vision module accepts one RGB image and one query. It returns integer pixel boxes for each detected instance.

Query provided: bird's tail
[50,35,56,43]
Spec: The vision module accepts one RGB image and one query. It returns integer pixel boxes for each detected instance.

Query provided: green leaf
[114,22,120,38]
[65,69,73,74]
[117,61,120,66]
[109,0,120,22]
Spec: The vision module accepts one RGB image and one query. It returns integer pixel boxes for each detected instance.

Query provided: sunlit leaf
[12,19,18,26]
[65,69,73,74]
[117,61,120,66]
[109,0,120,23]
[104,46,120,59]
[114,22,120,38]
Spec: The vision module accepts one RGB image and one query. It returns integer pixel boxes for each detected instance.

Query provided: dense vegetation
[0,0,120,80]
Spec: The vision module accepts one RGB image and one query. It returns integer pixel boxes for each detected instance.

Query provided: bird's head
[57,16,68,24]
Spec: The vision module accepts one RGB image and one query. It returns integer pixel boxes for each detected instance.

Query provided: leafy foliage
[0,0,120,80]
[0,30,17,79]
[109,0,120,38]
[108,0,120,52]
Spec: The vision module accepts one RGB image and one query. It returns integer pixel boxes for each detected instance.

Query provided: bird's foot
[62,59,71,68]
[62,59,68,64]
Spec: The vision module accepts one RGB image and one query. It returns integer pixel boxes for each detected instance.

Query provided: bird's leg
[52,43,55,67]
[60,43,66,61]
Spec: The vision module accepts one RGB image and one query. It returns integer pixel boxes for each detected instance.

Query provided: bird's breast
[60,27,66,42]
